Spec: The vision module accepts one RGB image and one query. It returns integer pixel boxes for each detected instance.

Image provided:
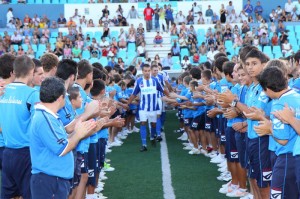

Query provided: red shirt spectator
[144,5,154,20]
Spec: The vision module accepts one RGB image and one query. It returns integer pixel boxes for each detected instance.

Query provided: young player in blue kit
[29,77,97,199]
[257,65,300,199]
[0,55,40,199]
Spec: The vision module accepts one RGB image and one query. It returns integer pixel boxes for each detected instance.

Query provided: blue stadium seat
[31,44,38,52]
[180,48,189,59]
[127,43,136,52]
[272,46,281,54]
[170,35,178,43]
[89,58,99,64]
[293,44,299,53]
[225,40,233,49]
[265,52,274,59]
[49,38,56,45]
[27,0,35,3]
[60,0,67,3]
[197,29,205,37]
[171,56,180,64]
[286,25,294,32]
[94,31,103,40]
[263,46,272,54]
[200,55,207,63]
[52,0,59,3]
[295,26,300,33]
[21,44,28,52]
[257,45,262,52]
[234,47,241,55]
[44,0,50,3]
[38,44,46,52]
[85,31,94,38]
[172,63,182,70]
[117,51,126,60]
[0,32,4,37]
[99,57,108,66]
[274,52,283,59]
[50,31,58,38]
[110,31,119,40]
[13,45,18,52]
[82,50,91,59]
[35,51,44,59]
[35,0,42,3]
[73,58,80,62]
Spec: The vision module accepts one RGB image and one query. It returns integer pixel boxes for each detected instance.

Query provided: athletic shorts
[204,111,213,132]
[183,118,192,127]
[87,143,98,186]
[178,109,184,122]
[139,110,157,123]
[225,127,239,163]
[157,98,162,115]
[218,117,227,144]
[270,150,277,169]
[97,138,107,172]
[248,136,271,188]
[1,147,31,199]
[190,113,205,131]
[271,153,298,199]
[77,152,88,174]
[126,109,137,116]
[110,109,120,119]
[235,132,247,168]
[0,146,4,170]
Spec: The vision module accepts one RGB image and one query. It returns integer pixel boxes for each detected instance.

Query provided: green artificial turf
[103,111,228,199]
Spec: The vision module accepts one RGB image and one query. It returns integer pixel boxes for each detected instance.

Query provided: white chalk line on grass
[160,132,176,199]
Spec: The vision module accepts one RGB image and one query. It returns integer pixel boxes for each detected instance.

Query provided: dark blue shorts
[110,109,120,119]
[225,127,239,162]
[69,150,78,190]
[190,113,205,131]
[248,136,271,188]
[98,138,107,172]
[87,143,98,186]
[1,147,31,199]
[183,118,192,127]
[204,111,213,132]
[295,155,300,194]
[270,150,277,169]
[77,152,88,174]
[178,109,184,122]
[235,132,247,168]
[126,109,137,116]
[271,153,298,199]
[31,173,70,199]
[0,146,4,170]
[217,117,227,143]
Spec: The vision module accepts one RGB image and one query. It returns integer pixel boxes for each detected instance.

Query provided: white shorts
[139,110,157,123]
[157,98,162,115]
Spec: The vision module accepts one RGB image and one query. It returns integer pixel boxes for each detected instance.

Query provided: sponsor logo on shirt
[271,188,282,199]
[258,92,269,103]
[0,96,22,104]
[262,170,272,181]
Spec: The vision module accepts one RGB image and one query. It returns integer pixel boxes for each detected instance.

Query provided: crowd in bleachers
[1,0,300,71]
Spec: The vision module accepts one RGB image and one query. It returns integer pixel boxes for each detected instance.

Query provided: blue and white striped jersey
[132,77,164,111]
[152,73,165,98]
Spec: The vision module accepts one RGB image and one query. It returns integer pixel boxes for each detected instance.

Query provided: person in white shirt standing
[6,8,14,28]
[285,0,294,15]
[176,11,185,25]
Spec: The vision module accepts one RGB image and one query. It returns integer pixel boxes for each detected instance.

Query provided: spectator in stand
[27,45,35,58]
[50,21,57,29]
[220,4,226,23]
[8,45,16,56]
[276,6,283,18]
[144,3,154,32]
[281,39,293,56]
[279,30,288,44]
[87,19,95,27]
[197,12,205,24]
[102,23,110,38]
[127,6,139,19]
[118,28,127,49]
[66,17,76,28]
[63,44,72,59]
[277,20,285,33]
[189,43,198,56]
[186,11,194,25]
[206,34,216,47]
[57,14,66,27]
[170,23,178,36]
[271,32,278,46]
[285,0,294,15]
[254,1,263,16]
[6,8,14,29]
[233,33,243,49]
[260,33,269,50]
[153,32,163,47]
[176,11,185,25]
[137,42,145,57]
[243,0,253,16]
[178,34,188,50]
[117,15,127,26]
[248,15,254,23]
[181,56,190,69]
[165,5,174,31]
[108,57,116,68]
[296,0,300,19]
[72,44,82,59]
[23,14,31,26]
[207,45,219,63]
[199,42,207,55]
[223,29,233,41]
[159,7,167,33]
[280,10,287,21]
[269,9,278,22]
[99,37,109,49]
[162,53,173,69]
[116,5,123,17]
[239,10,249,22]
[102,13,110,24]
[241,20,250,34]
[228,9,238,23]
[171,41,180,56]
[270,22,277,33]
[226,1,234,15]
[205,5,214,18]
[259,19,268,30]
[290,7,298,21]
[154,4,160,31]
[32,14,40,28]
[102,5,110,18]
[212,12,219,24]
[11,32,22,45]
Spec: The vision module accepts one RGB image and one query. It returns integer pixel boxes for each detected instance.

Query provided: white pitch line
[160,132,176,199]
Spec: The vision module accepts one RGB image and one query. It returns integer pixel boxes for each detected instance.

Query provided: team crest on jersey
[262,169,272,181]
[221,135,226,142]
[258,92,269,103]
[88,169,94,177]
[230,151,238,159]
[271,188,282,199]
[273,118,284,130]
[205,123,211,129]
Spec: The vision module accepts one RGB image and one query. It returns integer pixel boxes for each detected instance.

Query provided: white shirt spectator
[181,59,190,69]
[6,10,13,25]
[11,34,22,42]
[176,13,186,24]
[239,11,248,22]
[99,40,109,48]
[102,16,110,23]
[137,45,145,55]
[207,49,219,62]
[228,11,238,23]
[276,7,283,16]
[285,1,294,13]
[32,16,40,27]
